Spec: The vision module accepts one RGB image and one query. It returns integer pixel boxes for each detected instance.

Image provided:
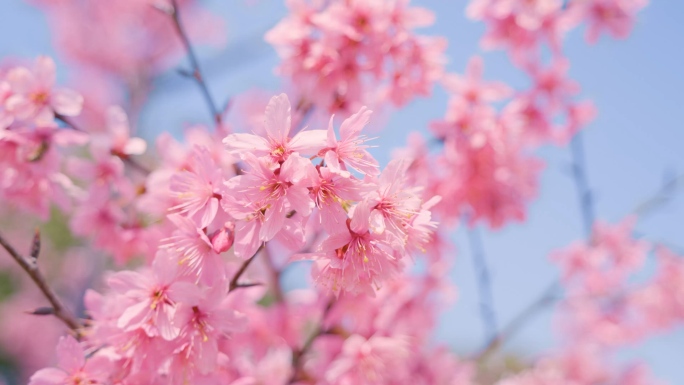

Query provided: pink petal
[260,199,286,241]
[326,115,338,146]
[234,220,261,259]
[117,300,151,329]
[56,335,85,372]
[350,200,372,234]
[28,368,67,385]
[280,153,317,185]
[223,133,269,154]
[264,93,292,143]
[123,137,147,155]
[286,185,314,216]
[319,201,348,234]
[50,88,83,117]
[196,338,218,374]
[198,196,219,228]
[106,271,144,293]
[34,56,56,87]
[156,309,180,340]
[339,106,372,141]
[323,151,349,178]
[6,67,35,94]
[289,129,327,155]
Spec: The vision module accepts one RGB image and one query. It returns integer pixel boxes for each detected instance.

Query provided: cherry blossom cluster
[266,0,447,115]
[1,79,445,384]
[0,56,85,219]
[501,220,684,385]
[396,0,630,228]
[220,93,438,296]
[467,0,649,64]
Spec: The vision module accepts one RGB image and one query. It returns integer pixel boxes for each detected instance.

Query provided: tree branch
[0,230,82,332]
[569,130,596,241]
[168,0,223,127]
[228,245,263,292]
[464,220,498,345]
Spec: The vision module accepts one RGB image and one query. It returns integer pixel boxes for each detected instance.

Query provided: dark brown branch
[228,245,263,292]
[0,230,82,332]
[55,114,84,132]
[168,0,223,127]
[120,156,151,175]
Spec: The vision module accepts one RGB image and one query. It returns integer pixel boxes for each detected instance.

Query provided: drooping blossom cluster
[266,0,447,115]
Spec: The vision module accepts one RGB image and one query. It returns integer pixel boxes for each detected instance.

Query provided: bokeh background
[0,0,682,382]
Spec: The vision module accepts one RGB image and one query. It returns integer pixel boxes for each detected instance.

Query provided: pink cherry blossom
[170,146,223,228]
[320,106,379,177]
[223,93,326,162]
[4,56,83,124]
[28,336,111,385]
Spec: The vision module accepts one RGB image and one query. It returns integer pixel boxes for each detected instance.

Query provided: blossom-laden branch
[0,230,82,333]
[474,164,683,361]
[167,0,223,127]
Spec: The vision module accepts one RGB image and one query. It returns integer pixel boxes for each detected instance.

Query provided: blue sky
[1,0,683,381]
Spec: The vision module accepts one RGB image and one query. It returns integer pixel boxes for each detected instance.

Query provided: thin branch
[289,298,335,384]
[569,130,596,240]
[0,230,82,332]
[55,114,84,132]
[631,171,684,218]
[473,280,559,361]
[121,156,151,175]
[168,0,223,127]
[228,245,263,292]
[464,220,498,344]
[473,138,684,361]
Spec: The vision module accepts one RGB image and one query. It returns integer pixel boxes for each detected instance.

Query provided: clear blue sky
[1,0,683,381]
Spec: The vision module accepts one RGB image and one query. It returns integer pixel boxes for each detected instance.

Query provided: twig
[473,280,559,361]
[121,156,151,175]
[0,230,82,332]
[569,130,595,240]
[289,298,335,383]
[228,245,263,292]
[464,220,498,344]
[55,114,84,132]
[474,129,597,360]
[168,0,223,127]
[631,172,684,218]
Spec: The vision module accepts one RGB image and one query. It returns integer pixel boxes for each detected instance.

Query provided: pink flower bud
[210,225,234,254]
